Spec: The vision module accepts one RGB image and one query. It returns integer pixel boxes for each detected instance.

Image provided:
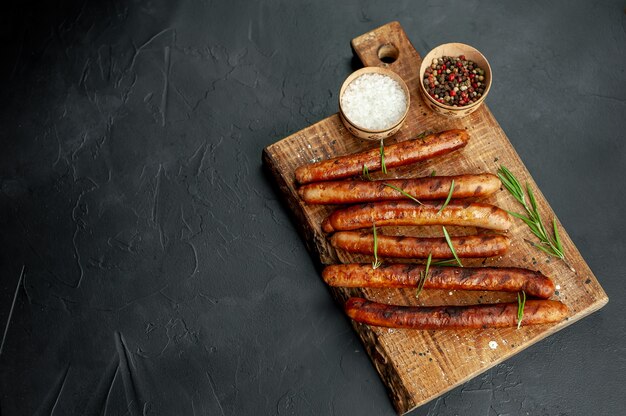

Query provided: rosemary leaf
[552,218,563,252]
[507,210,531,223]
[534,216,551,242]
[372,222,382,269]
[509,213,545,239]
[517,291,526,329]
[383,183,423,205]
[533,242,562,258]
[362,165,373,181]
[442,226,463,267]
[415,253,432,299]
[379,139,387,174]
[432,258,458,267]
[438,179,455,213]
[430,170,436,177]
[527,223,549,242]
[526,183,539,213]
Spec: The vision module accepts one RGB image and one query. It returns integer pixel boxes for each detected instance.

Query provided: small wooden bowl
[418,43,492,118]
[338,67,410,141]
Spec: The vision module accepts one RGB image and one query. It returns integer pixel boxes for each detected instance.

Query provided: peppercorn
[423,54,487,107]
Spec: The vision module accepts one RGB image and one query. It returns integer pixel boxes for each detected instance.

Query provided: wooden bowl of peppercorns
[418,43,492,118]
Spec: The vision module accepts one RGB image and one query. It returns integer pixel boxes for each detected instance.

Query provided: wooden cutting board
[262,21,608,414]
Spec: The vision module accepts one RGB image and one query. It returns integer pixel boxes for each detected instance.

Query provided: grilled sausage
[294,129,469,185]
[322,201,512,233]
[323,264,555,299]
[330,231,510,258]
[299,173,501,205]
[345,297,568,329]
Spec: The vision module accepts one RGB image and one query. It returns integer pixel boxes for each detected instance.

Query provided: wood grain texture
[262,21,608,415]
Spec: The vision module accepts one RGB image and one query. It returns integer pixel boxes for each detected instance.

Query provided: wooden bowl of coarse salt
[339,67,410,141]
[418,43,492,118]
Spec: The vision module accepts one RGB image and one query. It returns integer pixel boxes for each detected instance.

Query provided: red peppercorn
[469,73,475,79]
[450,90,456,97]
[472,82,478,89]
[459,55,466,60]
[448,74,455,81]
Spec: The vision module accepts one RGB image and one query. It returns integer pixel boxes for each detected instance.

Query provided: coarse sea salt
[341,73,407,131]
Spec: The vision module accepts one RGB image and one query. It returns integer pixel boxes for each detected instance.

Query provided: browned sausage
[299,173,501,205]
[322,201,512,233]
[294,129,469,185]
[330,231,510,258]
[345,297,568,329]
[323,264,555,299]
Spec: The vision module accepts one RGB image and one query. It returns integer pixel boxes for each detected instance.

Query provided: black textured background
[1,1,625,415]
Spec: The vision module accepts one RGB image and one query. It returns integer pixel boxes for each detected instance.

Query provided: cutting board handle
[351,21,423,81]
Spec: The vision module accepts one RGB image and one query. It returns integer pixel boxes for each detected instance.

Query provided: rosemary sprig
[415,253,432,299]
[497,166,565,260]
[442,226,463,267]
[438,179,455,213]
[430,170,436,177]
[379,139,387,174]
[372,222,382,269]
[362,165,373,181]
[517,290,526,329]
[383,183,423,205]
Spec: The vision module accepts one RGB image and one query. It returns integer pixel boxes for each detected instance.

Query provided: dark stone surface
[0,1,624,415]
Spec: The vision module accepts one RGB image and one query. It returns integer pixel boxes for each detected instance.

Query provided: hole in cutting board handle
[378,43,399,64]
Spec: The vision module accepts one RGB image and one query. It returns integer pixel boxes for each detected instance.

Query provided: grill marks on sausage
[321,201,512,233]
[294,129,470,184]
[298,173,501,205]
[429,178,443,192]
[330,231,510,258]
[345,298,569,329]
[322,264,555,298]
